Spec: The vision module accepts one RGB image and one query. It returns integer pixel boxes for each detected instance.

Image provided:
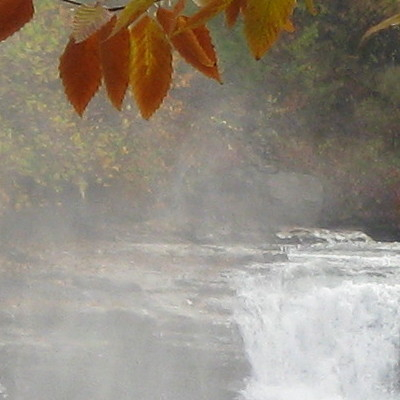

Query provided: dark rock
[262,252,289,263]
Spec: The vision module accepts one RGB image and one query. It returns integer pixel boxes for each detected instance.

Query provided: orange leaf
[59,34,102,116]
[156,0,187,35]
[110,0,157,37]
[244,0,296,60]
[225,0,244,28]
[171,16,215,67]
[175,0,233,33]
[190,24,221,82]
[173,0,187,15]
[0,0,34,42]
[129,16,172,119]
[100,17,130,110]
[159,14,221,82]
[156,8,177,36]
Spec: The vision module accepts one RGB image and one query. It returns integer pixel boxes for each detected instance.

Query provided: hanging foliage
[0,0,34,41]
[0,0,318,118]
[99,17,131,110]
[129,16,173,119]
[59,32,102,116]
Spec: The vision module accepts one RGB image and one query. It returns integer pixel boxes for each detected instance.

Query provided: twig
[60,0,125,12]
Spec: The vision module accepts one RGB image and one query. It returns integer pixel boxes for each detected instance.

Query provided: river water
[0,232,400,399]
[235,238,400,400]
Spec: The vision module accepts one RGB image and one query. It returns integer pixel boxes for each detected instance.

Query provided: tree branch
[60,0,125,12]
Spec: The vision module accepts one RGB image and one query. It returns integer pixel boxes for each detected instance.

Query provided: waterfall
[234,263,400,400]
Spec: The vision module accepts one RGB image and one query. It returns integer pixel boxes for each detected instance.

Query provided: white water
[234,241,400,400]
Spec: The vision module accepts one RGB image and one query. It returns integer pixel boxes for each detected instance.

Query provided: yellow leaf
[361,13,400,44]
[0,0,34,42]
[283,19,295,33]
[175,0,234,33]
[100,17,131,110]
[59,34,102,116]
[110,0,157,37]
[244,0,296,60]
[130,16,173,119]
[72,3,112,43]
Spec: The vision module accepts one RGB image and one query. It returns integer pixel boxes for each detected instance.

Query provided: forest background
[1,0,400,241]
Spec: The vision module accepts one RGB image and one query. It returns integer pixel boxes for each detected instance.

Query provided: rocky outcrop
[275,227,373,245]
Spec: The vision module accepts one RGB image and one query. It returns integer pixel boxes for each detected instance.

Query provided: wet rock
[262,252,289,263]
[276,227,373,245]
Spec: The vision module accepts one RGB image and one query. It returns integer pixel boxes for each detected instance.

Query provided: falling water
[234,241,400,400]
[3,233,400,400]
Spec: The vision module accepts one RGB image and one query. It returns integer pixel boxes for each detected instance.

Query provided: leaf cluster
[1,0,316,118]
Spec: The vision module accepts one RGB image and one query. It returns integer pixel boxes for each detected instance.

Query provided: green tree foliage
[185,0,400,231]
[238,0,400,229]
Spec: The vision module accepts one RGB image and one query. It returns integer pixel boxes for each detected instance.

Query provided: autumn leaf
[59,34,102,116]
[130,16,173,119]
[225,0,244,28]
[361,13,400,44]
[110,0,157,37]
[156,8,178,36]
[169,16,215,67]
[190,24,222,82]
[0,0,34,42]
[155,0,187,35]
[158,13,221,82]
[173,0,187,16]
[72,3,112,43]
[175,0,234,33]
[99,17,130,110]
[244,0,296,60]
